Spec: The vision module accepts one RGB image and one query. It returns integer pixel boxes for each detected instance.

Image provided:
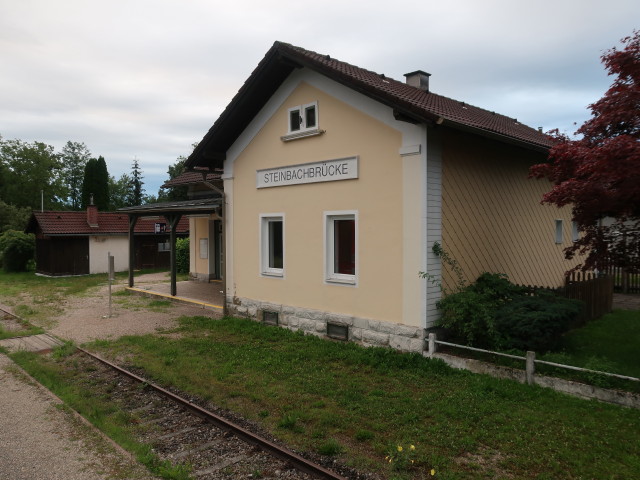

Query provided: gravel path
[48,272,219,344]
[0,272,218,479]
[0,355,154,480]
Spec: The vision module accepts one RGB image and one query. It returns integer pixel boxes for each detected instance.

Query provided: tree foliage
[530,31,640,272]
[157,143,198,203]
[0,201,31,233]
[61,141,92,210]
[130,158,145,206]
[0,230,35,272]
[109,173,133,209]
[0,138,67,210]
[81,156,110,210]
[157,158,188,202]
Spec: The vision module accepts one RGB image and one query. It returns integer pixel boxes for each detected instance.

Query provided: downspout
[202,178,228,317]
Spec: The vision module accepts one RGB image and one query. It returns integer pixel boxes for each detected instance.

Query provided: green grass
[16,315,636,480]
[549,309,640,377]
[0,322,45,340]
[538,309,640,390]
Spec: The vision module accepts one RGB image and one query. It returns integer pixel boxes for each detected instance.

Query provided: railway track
[1,307,360,480]
[76,347,350,480]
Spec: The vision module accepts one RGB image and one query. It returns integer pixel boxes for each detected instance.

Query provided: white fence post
[526,351,536,385]
[428,333,437,358]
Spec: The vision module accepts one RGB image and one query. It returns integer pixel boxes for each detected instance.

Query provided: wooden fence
[518,272,613,325]
[562,272,613,324]
[601,264,640,294]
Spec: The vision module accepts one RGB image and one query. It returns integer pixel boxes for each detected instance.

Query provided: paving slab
[0,333,64,353]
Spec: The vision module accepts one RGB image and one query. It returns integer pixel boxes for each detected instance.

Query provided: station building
[178,42,576,352]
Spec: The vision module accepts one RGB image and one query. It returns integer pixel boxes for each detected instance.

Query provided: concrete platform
[0,333,65,353]
[126,279,225,312]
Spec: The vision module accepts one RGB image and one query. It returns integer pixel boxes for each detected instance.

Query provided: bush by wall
[0,230,35,272]
[437,273,583,352]
[175,237,189,274]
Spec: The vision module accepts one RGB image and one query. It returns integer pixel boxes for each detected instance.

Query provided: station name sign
[256,157,358,189]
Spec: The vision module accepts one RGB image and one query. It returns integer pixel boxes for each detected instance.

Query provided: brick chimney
[87,194,98,228]
[404,70,431,92]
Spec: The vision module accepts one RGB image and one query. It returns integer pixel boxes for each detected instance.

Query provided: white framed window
[324,211,357,285]
[282,102,321,141]
[555,219,564,244]
[260,214,284,277]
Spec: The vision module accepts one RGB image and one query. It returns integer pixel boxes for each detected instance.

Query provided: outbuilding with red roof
[26,204,188,276]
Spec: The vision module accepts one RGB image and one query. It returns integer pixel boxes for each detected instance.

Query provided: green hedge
[175,237,189,274]
[0,230,35,272]
[437,273,583,352]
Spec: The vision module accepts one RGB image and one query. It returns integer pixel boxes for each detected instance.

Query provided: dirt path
[2,272,219,345]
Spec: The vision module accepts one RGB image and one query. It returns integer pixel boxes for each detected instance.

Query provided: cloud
[1,0,637,193]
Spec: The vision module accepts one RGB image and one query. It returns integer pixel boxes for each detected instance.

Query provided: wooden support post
[128,215,138,287]
[526,351,536,385]
[166,214,182,297]
[428,333,437,358]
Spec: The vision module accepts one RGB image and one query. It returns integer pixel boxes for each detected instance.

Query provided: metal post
[428,333,437,358]
[526,351,536,385]
[108,252,114,317]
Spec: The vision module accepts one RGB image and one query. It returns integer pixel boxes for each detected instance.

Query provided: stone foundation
[189,272,217,282]
[227,296,425,353]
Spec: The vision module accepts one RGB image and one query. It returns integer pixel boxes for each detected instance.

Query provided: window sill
[326,276,356,286]
[261,271,284,278]
[281,128,324,142]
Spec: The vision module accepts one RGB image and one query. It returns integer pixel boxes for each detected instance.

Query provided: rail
[78,347,348,480]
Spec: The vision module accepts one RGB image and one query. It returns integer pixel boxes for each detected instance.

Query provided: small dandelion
[410,445,416,451]
[397,445,403,452]
[430,468,436,476]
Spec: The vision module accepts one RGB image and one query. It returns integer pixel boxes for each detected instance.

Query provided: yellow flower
[430,468,436,476]
[397,445,403,452]
[410,444,416,451]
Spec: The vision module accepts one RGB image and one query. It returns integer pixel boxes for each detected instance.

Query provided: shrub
[175,237,189,274]
[0,230,35,272]
[494,291,583,352]
[437,273,521,348]
[437,273,582,351]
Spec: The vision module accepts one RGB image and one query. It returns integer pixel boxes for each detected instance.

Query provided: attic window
[281,101,322,142]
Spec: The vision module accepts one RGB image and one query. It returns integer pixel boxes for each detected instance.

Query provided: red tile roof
[27,211,189,236]
[186,41,553,171]
[280,43,551,148]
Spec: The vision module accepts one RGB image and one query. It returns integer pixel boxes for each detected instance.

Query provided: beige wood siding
[441,129,578,290]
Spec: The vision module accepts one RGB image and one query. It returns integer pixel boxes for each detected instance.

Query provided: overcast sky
[1,0,637,196]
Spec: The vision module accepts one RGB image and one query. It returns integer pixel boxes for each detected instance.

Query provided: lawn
[537,309,640,390]
[3,271,639,479]
[13,315,640,480]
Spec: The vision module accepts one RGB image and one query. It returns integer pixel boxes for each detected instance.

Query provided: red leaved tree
[530,31,640,273]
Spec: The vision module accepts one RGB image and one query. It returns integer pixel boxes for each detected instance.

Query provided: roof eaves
[437,117,552,153]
